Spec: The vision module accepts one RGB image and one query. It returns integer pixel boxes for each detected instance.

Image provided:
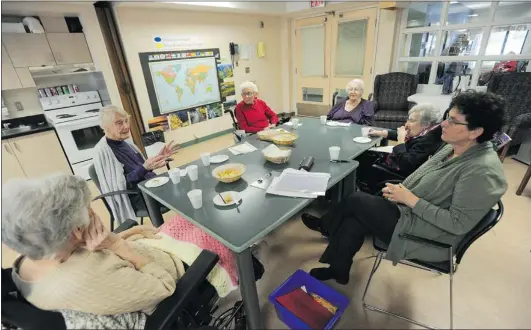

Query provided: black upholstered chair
[362,201,504,329]
[487,72,531,148]
[372,72,419,129]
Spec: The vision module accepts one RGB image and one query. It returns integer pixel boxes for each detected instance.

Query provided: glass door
[330,8,377,100]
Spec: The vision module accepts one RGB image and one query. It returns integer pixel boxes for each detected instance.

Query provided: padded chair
[487,72,531,148]
[362,201,504,329]
[372,72,419,129]
[89,164,170,231]
[1,220,221,330]
[331,92,347,107]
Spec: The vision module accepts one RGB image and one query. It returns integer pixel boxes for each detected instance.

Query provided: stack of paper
[267,168,331,198]
[326,121,351,127]
[228,142,258,155]
[369,146,394,153]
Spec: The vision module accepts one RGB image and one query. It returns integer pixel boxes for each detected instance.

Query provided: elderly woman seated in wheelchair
[2,174,263,329]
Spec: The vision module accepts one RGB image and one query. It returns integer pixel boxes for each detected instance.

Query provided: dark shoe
[310,267,349,285]
[302,213,329,237]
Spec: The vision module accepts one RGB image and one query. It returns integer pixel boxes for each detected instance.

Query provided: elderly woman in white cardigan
[93,106,178,222]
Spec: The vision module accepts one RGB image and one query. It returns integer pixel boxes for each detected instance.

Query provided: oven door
[55,117,105,164]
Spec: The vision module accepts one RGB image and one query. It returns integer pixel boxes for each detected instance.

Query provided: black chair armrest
[372,163,406,181]
[145,250,220,330]
[92,190,139,201]
[399,233,452,250]
[368,92,373,101]
[113,219,139,234]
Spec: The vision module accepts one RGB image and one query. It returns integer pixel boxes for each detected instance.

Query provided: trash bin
[269,269,349,330]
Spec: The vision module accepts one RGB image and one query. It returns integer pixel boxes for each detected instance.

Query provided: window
[397,1,531,86]
[300,25,325,77]
[335,19,367,76]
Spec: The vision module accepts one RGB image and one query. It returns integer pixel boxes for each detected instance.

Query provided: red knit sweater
[234,99,279,133]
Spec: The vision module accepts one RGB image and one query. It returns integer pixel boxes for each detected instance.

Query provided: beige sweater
[12,238,186,315]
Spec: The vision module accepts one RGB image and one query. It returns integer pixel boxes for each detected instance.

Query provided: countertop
[1,122,55,140]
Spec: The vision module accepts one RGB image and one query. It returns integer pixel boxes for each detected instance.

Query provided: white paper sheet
[369,146,394,153]
[326,121,351,127]
[228,142,258,155]
[266,168,330,198]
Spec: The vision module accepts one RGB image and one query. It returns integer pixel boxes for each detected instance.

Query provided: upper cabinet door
[2,33,56,67]
[46,33,92,65]
[1,44,22,90]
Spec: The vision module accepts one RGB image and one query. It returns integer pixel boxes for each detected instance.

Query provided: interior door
[295,15,332,117]
[330,8,377,99]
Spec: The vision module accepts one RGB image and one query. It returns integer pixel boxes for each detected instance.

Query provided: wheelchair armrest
[372,163,406,181]
[144,250,220,330]
[399,233,452,250]
[368,92,373,101]
[113,219,139,234]
[92,190,139,201]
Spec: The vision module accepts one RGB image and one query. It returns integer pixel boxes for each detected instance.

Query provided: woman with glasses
[234,81,278,133]
[327,79,374,125]
[302,90,507,285]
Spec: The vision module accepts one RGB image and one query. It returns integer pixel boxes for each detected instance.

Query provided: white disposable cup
[187,189,203,209]
[329,146,341,161]
[291,118,299,129]
[168,168,180,184]
[320,116,327,125]
[361,127,371,137]
[200,152,211,166]
[187,165,199,181]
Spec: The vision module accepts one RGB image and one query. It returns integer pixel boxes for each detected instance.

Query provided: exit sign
[310,1,325,8]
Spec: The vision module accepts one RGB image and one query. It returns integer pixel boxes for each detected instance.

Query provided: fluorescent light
[468,14,479,17]
[450,1,459,4]
[165,2,238,8]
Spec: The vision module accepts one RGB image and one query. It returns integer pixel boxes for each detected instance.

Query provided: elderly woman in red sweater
[235,81,279,133]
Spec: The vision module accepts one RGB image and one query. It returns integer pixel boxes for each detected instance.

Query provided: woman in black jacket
[357,103,443,193]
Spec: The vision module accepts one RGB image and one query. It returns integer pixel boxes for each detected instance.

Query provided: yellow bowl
[212,163,246,183]
[272,133,298,146]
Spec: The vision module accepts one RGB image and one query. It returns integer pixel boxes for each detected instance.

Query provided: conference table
[138,117,381,329]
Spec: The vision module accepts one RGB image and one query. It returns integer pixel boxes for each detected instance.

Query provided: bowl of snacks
[212,163,246,183]
[262,144,292,164]
[257,128,288,141]
[272,133,298,146]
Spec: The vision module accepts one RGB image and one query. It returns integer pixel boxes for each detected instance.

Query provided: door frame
[290,4,381,114]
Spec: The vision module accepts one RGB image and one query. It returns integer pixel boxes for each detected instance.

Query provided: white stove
[40,91,104,180]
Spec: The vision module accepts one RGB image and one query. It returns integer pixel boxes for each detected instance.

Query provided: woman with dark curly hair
[302,90,508,284]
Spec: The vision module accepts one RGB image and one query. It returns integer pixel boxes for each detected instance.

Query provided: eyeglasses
[241,92,254,97]
[445,116,468,126]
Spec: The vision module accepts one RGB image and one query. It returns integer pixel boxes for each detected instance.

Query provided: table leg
[235,248,263,329]
[141,191,164,227]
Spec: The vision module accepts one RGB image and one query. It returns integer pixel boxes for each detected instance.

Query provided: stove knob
[55,100,60,105]
[92,95,97,99]
[86,95,91,100]
[47,100,53,106]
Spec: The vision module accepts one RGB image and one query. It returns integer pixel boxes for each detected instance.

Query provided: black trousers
[319,191,401,276]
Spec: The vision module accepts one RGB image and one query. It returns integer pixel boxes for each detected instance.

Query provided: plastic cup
[320,116,327,125]
[291,118,299,129]
[187,165,199,181]
[329,146,340,161]
[168,168,180,184]
[361,127,371,137]
[187,189,203,209]
[200,152,211,166]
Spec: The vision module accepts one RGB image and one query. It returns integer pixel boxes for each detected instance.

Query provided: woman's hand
[382,183,419,208]
[368,128,388,138]
[397,126,407,144]
[158,141,179,158]
[143,155,167,170]
[84,209,122,252]
[118,225,161,240]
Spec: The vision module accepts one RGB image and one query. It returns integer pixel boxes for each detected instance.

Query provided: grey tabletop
[139,117,380,253]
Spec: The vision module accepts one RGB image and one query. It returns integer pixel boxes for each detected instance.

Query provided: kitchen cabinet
[2,33,56,67]
[1,44,22,90]
[46,33,92,65]
[1,141,26,184]
[2,131,72,182]
[14,68,36,88]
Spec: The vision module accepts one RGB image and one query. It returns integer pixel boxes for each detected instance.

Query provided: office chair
[1,220,221,330]
[362,201,504,329]
[88,164,170,231]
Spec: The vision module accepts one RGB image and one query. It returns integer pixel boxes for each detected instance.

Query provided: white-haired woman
[235,81,278,133]
[2,174,261,328]
[327,79,374,125]
[357,103,443,193]
[93,105,178,221]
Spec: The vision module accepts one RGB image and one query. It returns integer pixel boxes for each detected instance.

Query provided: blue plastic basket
[268,269,349,330]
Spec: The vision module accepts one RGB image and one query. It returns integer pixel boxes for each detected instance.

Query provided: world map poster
[148,57,221,114]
